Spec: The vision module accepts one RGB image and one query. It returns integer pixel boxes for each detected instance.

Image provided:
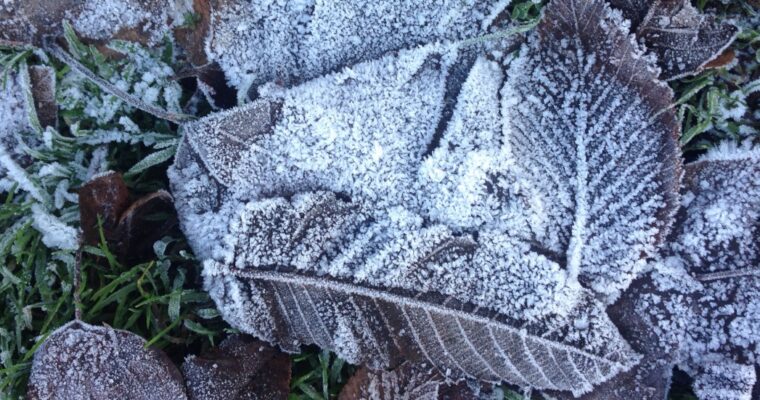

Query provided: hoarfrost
[168,0,692,394]
[31,204,79,251]
[206,0,512,92]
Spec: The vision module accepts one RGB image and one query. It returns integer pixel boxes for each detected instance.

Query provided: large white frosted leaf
[205,0,512,91]
[500,0,681,300]
[26,321,187,400]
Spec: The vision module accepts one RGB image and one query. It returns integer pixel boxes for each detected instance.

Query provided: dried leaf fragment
[339,363,478,400]
[608,0,739,80]
[26,321,187,400]
[0,0,181,48]
[79,171,175,263]
[182,335,291,400]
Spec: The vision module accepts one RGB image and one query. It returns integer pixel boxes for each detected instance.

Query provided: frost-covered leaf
[501,0,681,299]
[166,0,699,395]
[572,141,760,399]
[181,335,291,400]
[172,41,640,386]
[0,64,46,193]
[669,141,760,275]
[205,0,514,93]
[0,0,182,47]
[608,0,739,80]
[692,360,756,400]
[338,363,478,400]
[26,320,187,399]
[551,274,677,400]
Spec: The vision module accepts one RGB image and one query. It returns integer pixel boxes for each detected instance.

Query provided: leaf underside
[205,264,635,395]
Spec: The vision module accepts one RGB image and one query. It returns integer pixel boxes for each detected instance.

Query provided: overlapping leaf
[204,0,514,93]
[608,0,739,80]
[501,0,682,300]
[182,335,291,400]
[566,142,760,399]
[338,363,478,400]
[167,0,694,395]
[0,0,181,47]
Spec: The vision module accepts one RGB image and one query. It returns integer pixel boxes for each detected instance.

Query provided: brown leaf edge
[26,320,187,400]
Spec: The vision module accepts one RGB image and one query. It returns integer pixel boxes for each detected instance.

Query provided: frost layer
[169,0,690,394]
[206,0,511,91]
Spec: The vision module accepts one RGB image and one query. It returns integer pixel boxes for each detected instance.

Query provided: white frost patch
[31,204,79,251]
[206,0,511,90]
[70,0,175,46]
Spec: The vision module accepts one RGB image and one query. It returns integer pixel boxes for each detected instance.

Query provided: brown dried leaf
[27,65,58,129]
[608,0,739,80]
[339,363,478,400]
[79,171,175,263]
[0,0,176,48]
[174,0,212,66]
[26,321,187,400]
[181,335,290,400]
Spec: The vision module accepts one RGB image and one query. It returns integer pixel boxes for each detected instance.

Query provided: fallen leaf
[203,0,516,92]
[339,363,478,400]
[0,0,179,48]
[557,141,760,399]
[79,171,175,263]
[26,321,187,400]
[608,0,739,80]
[181,334,291,400]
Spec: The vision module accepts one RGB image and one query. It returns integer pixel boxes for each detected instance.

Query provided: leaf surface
[338,363,478,400]
[501,0,681,298]
[570,142,760,399]
[182,335,291,400]
[204,0,514,92]
[26,321,188,400]
[608,0,739,80]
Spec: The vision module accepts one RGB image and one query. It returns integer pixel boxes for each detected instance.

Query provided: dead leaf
[0,0,177,48]
[608,0,739,80]
[79,171,175,263]
[339,363,478,400]
[26,321,187,400]
[174,0,212,67]
[27,65,58,129]
[181,335,291,400]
